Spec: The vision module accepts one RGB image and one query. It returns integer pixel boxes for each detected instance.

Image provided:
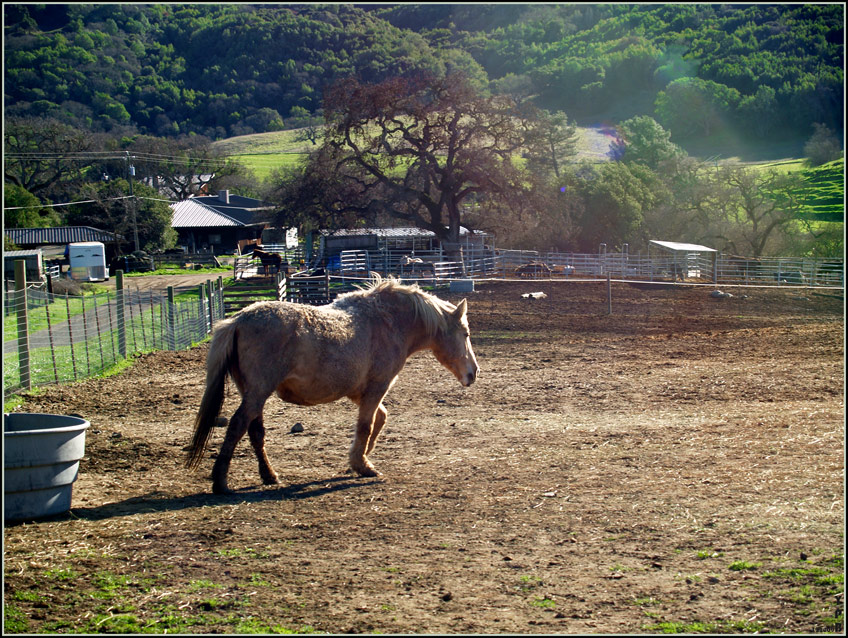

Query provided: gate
[223,276,280,315]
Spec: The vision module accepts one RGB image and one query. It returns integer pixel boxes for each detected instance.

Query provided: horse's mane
[335,274,452,335]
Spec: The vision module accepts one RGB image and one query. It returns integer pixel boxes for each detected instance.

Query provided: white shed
[649,240,718,280]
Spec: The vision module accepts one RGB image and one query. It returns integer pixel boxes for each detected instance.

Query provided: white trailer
[67,242,109,281]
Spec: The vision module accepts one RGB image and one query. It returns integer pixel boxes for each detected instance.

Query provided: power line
[4,194,275,210]
[3,195,134,210]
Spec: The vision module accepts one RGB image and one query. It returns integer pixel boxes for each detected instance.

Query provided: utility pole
[126,151,139,252]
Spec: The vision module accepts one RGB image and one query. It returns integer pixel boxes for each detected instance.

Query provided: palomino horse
[187,275,479,494]
[251,248,284,276]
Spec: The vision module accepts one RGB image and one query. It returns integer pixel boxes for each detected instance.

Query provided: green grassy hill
[212,130,316,180]
[215,125,625,179]
[799,159,844,223]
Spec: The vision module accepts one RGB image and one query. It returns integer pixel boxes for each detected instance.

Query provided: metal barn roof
[650,240,717,253]
[5,226,121,246]
[321,226,482,238]
[171,199,242,228]
[170,195,272,229]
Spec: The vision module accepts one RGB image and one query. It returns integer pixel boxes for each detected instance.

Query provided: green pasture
[233,153,307,180]
[211,129,313,155]
[799,159,843,221]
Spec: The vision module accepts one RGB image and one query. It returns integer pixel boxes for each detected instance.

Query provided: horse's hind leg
[212,399,264,494]
[366,403,387,456]
[248,415,278,485]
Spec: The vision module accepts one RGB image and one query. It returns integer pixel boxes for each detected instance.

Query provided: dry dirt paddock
[4,280,844,635]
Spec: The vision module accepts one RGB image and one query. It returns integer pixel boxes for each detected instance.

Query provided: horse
[515,262,552,278]
[251,248,284,276]
[186,274,479,494]
[397,255,436,277]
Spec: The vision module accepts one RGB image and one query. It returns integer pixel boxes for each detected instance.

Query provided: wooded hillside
[4,3,843,149]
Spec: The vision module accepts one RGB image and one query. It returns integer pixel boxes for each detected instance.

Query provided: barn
[169,190,274,254]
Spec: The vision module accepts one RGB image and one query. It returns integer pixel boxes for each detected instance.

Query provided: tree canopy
[271,73,548,246]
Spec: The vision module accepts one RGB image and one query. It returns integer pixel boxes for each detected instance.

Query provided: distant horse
[515,262,552,278]
[251,248,283,276]
[187,275,479,494]
[397,255,436,277]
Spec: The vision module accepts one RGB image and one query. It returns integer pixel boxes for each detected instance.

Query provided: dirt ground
[4,279,844,635]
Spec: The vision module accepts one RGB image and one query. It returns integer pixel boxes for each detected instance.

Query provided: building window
[208,234,222,245]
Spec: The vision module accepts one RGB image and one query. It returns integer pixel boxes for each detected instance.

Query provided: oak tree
[273,73,541,248]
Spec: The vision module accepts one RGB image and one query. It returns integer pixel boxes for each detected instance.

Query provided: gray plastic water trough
[4,413,90,521]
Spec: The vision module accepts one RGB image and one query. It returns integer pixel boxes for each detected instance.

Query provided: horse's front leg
[349,397,386,477]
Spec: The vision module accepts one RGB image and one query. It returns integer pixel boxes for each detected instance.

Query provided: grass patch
[632,596,662,606]
[188,579,223,592]
[245,573,272,587]
[729,560,761,571]
[232,153,307,181]
[530,596,556,609]
[227,616,319,634]
[125,266,231,277]
[517,574,542,592]
[645,619,767,633]
[4,604,29,633]
[45,567,80,581]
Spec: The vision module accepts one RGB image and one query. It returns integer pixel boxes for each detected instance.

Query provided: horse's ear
[453,298,467,318]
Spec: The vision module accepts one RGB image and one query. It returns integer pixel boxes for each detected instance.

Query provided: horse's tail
[186,319,238,470]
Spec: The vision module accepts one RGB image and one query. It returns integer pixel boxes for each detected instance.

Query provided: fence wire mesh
[3,283,225,395]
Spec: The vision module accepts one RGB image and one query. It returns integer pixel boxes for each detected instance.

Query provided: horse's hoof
[212,484,234,495]
[354,466,381,478]
[261,475,279,486]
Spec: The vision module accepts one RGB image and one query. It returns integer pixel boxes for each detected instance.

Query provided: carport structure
[648,240,718,281]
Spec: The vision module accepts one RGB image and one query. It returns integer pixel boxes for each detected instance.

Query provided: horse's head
[432,299,479,387]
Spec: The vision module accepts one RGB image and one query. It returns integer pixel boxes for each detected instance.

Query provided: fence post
[116,270,127,358]
[167,286,176,350]
[197,283,207,338]
[14,260,31,391]
[607,272,612,315]
[206,279,215,330]
[217,276,224,319]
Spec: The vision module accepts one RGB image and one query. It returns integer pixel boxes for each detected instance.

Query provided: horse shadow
[13,476,381,525]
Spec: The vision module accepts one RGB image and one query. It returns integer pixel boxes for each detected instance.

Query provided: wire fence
[3,277,225,395]
[5,243,843,398]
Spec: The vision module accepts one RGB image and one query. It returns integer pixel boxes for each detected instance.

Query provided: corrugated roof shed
[169,194,273,229]
[171,199,241,228]
[321,226,480,238]
[4,226,121,246]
